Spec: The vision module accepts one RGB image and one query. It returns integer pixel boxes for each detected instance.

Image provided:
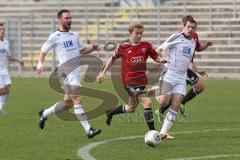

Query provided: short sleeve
[112,45,124,59]
[41,34,55,53]
[158,33,181,50]
[147,43,158,60]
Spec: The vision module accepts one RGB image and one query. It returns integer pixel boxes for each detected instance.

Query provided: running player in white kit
[155,18,197,139]
[36,9,101,138]
[0,23,24,115]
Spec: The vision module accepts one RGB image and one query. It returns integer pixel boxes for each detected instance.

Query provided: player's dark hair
[182,15,195,26]
[57,9,70,19]
[182,15,193,23]
[129,23,144,33]
[184,18,197,27]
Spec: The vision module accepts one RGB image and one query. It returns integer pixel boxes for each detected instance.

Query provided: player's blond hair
[128,23,144,33]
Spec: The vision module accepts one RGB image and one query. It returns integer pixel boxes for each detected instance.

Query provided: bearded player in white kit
[155,18,197,139]
[0,23,24,115]
[36,9,101,138]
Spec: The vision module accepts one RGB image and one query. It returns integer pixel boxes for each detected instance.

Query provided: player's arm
[189,62,208,77]
[80,44,100,54]
[97,55,116,83]
[7,55,24,67]
[36,51,47,74]
[155,48,168,63]
[196,41,213,52]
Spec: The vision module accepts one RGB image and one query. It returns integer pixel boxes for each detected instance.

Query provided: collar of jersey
[182,32,192,40]
[58,29,70,32]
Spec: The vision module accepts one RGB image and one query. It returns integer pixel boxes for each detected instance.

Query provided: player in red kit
[97,23,167,131]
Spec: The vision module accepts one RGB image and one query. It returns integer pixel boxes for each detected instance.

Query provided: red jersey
[113,41,158,86]
[192,32,201,61]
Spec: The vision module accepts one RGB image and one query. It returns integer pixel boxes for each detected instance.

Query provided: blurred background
[0,0,239,79]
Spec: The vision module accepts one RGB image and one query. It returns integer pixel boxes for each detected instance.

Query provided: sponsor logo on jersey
[0,49,6,54]
[63,40,73,48]
[130,56,144,63]
[183,46,192,57]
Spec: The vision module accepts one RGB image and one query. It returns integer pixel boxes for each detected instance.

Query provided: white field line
[78,128,240,160]
[165,154,240,160]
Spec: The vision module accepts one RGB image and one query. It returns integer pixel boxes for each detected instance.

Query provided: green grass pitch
[0,78,240,160]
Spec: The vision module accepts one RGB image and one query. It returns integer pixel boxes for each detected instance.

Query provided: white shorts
[0,74,12,88]
[155,80,186,97]
[58,67,81,94]
[63,69,81,87]
[166,82,186,95]
[158,69,187,96]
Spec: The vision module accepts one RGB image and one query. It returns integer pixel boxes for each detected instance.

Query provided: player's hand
[92,44,101,51]
[159,58,169,64]
[198,71,208,77]
[19,60,24,67]
[153,62,161,68]
[207,41,213,47]
[96,72,105,83]
[36,62,43,74]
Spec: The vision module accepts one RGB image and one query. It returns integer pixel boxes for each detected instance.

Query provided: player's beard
[64,22,71,31]
[0,33,4,40]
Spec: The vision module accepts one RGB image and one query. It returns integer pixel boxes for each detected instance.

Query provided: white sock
[1,93,9,103]
[43,101,65,118]
[0,94,8,111]
[74,104,91,133]
[160,109,177,135]
[0,102,4,111]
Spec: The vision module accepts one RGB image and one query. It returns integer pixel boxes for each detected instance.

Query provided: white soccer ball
[144,130,161,147]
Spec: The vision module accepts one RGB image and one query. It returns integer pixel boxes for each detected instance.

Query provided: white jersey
[0,39,11,75]
[158,32,196,83]
[41,30,86,65]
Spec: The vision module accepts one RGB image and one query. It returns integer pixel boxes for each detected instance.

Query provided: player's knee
[71,95,82,104]
[195,79,205,93]
[64,99,73,107]
[143,100,152,108]
[159,101,169,108]
[4,86,10,93]
[171,101,182,108]
[125,105,136,113]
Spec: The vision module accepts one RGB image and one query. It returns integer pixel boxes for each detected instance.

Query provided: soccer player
[0,23,24,115]
[36,9,101,138]
[97,23,167,131]
[155,15,213,121]
[155,18,197,138]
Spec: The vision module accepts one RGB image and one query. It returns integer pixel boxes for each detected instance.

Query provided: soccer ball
[144,130,161,147]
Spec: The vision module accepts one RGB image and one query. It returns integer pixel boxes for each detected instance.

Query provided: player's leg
[182,69,204,105]
[38,95,72,129]
[160,93,184,135]
[138,95,155,130]
[106,95,137,125]
[155,95,171,123]
[0,74,11,114]
[160,83,185,137]
[181,70,204,114]
[155,81,172,122]
[182,77,204,105]
[70,89,101,138]
[106,85,141,125]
